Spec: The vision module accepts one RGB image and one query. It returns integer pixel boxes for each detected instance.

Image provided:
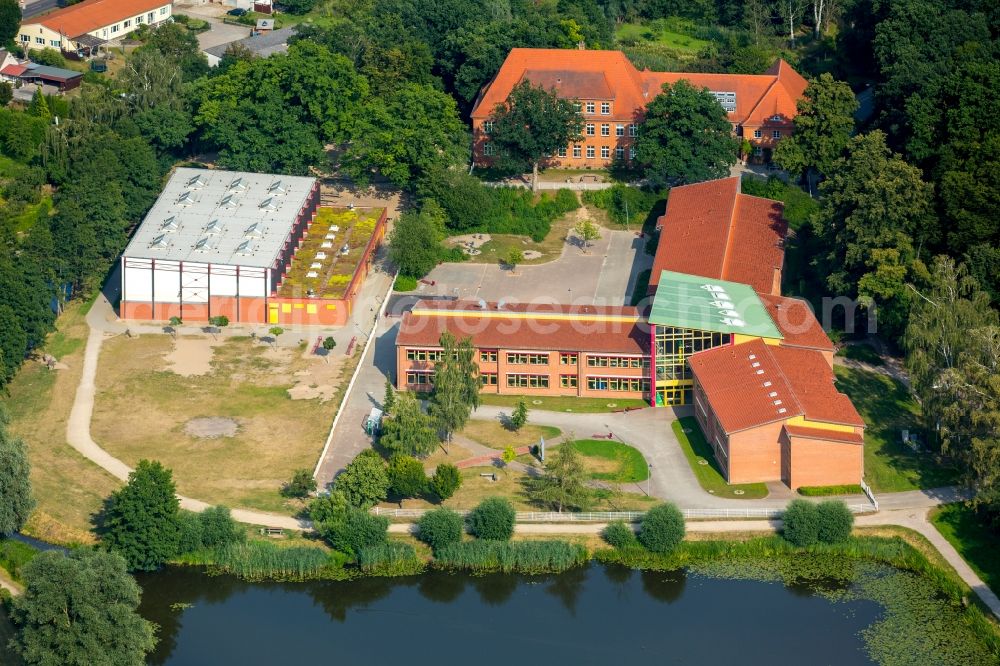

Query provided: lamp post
[647,463,652,497]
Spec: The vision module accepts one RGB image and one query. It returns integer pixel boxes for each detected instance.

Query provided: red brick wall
[727,421,784,483]
[782,431,863,489]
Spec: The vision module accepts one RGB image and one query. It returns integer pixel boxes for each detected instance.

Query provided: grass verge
[567,439,648,482]
[478,393,647,413]
[672,417,769,499]
[797,484,865,496]
[930,503,1000,595]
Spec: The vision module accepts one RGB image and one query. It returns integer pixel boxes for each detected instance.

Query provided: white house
[18,0,173,58]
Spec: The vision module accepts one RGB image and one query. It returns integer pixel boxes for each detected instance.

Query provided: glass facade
[653,325,730,406]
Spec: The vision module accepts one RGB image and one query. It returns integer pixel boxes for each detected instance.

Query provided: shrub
[281,468,316,498]
[582,184,662,227]
[320,507,389,557]
[434,540,586,574]
[417,508,464,553]
[388,455,427,499]
[602,520,638,549]
[199,506,243,548]
[638,503,685,554]
[782,499,820,547]
[394,275,418,292]
[308,490,348,524]
[0,538,38,582]
[357,541,424,576]
[430,463,461,501]
[176,511,204,554]
[816,500,854,544]
[336,449,389,508]
[467,497,516,541]
[212,541,332,581]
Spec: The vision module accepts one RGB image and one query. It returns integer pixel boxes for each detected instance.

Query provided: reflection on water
[136,564,878,665]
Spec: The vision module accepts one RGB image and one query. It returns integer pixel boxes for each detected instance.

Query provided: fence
[860,479,879,511]
[371,504,878,522]
[481,181,615,191]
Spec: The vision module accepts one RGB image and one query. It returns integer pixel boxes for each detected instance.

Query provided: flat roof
[123,168,316,269]
[648,270,783,338]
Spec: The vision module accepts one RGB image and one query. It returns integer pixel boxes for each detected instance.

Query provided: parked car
[227,8,248,16]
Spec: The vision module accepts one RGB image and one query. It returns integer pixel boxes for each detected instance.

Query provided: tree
[0,81,12,107]
[774,73,858,194]
[417,507,464,553]
[198,505,243,548]
[530,443,593,512]
[468,497,516,540]
[574,219,600,253]
[0,0,20,46]
[813,131,935,337]
[815,500,853,543]
[268,326,284,348]
[430,463,461,501]
[383,377,396,414]
[505,247,523,274]
[509,399,528,431]
[335,449,389,508]
[343,82,469,189]
[27,88,51,121]
[782,499,819,546]
[280,0,317,14]
[429,332,480,444]
[208,315,229,328]
[0,304,27,387]
[634,80,738,187]
[379,391,438,458]
[281,468,317,498]
[500,445,517,472]
[323,336,337,353]
[777,0,805,45]
[29,47,65,68]
[102,460,182,571]
[388,207,442,278]
[488,80,584,191]
[10,550,156,665]
[319,507,388,556]
[143,21,208,81]
[602,520,638,549]
[388,455,427,499]
[0,407,34,535]
[638,503,685,553]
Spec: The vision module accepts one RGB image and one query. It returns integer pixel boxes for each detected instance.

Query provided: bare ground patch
[184,417,240,439]
[163,336,223,376]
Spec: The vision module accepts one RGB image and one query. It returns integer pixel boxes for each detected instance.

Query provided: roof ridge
[718,182,741,280]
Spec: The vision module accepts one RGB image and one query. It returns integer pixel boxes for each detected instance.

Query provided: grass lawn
[460,419,561,450]
[834,366,960,492]
[478,393,648,414]
[3,302,121,545]
[930,503,1000,594]
[672,418,769,499]
[447,205,579,266]
[797,484,865,497]
[836,343,884,366]
[91,335,347,514]
[615,21,710,53]
[567,439,648,482]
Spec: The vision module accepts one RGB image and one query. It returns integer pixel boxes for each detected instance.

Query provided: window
[586,146,595,158]
[628,124,637,137]
[123,19,131,27]
[573,145,581,158]
[406,371,435,386]
[483,121,493,134]
[616,124,624,137]
[560,375,578,388]
[771,114,782,121]
[573,102,581,112]
[587,377,650,392]
[483,142,495,156]
[148,12,154,21]
[585,102,595,114]
[50,39,60,46]
[506,353,549,365]
[601,146,610,159]
[160,6,167,14]
[753,129,762,139]
[615,146,624,160]
[136,14,143,23]
[111,24,119,33]
[772,130,781,139]
[481,373,498,386]
[20,34,28,42]
[557,147,567,158]
[629,146,636,160]
[506,374,550,389]
[35,36,44,43]
[601,124,610,137]
[480,349,498,363]
[601,102,611,115]
[587,355,647,368]
[585,123,595,136]
[560,353,577,365]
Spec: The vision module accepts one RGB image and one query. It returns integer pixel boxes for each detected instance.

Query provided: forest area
[0,0,998,527]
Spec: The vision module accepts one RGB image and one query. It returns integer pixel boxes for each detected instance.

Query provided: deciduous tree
[634,80,737,187]
[509,400,528,431]
[388,207,442,278]
[429,332,480,443]
[0,0,20,45]
[0,406,34,535]
[529,443,592,512]
[380,392,438,458]
[102,459,182,571]
[335,449,389,508]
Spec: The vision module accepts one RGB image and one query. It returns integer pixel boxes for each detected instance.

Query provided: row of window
[558,145,637,160]
[472,351,648,366]
[574,101,613,115]
[506,353,549,365]
[406,349,444,362]
[588,377,651,392]
[588,355,648,369]
[584,123,638,137]
[408,371,649,393]
[752,129,782,139]
[22,7,168,44]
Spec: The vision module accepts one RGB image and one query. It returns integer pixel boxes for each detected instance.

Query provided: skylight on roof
[177,190,195,205]
[160,216,178,232]
[777,408,787,414]
[260,197,278,210]
[221,193,238,208]
[236,239,255,255]
[229,177,246,190]
[204,219,224,234]
[268,180,285,194]
[187,174,207,188]
[244,222,264,238]
[150,234,169,248]
[195,236,216,252]
[763,381,772,387]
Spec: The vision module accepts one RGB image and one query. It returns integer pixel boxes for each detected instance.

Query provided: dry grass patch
[4,302,120,544]
[91,335,344,514]
[460,419,561,450]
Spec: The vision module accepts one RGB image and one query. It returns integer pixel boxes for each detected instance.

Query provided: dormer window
[771,114,782,121]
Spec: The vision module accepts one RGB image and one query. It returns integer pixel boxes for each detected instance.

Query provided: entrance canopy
[647,270,782,339]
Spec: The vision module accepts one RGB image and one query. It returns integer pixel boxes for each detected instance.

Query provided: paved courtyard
[419,227,653,307]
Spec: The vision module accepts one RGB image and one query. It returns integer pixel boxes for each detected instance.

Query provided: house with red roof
[470,47,807,168]
[18,0,173,58]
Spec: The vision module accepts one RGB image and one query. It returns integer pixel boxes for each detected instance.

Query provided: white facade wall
[18,3,172,52]
[122,257,269,305]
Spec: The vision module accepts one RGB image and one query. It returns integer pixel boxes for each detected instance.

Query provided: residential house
[18,0,173,58]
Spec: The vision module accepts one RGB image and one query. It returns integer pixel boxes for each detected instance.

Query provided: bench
[479,472,497,482]
[259,527,284,537]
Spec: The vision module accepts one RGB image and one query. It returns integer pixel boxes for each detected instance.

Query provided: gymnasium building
[120,168,386,326]
[395,176,864,489]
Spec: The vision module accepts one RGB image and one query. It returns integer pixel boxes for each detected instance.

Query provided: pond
[136,563,883,665]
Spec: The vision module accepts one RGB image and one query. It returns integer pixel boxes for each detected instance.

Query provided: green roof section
[648,271,783,339]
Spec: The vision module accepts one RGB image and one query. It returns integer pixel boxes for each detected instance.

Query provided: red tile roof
[758,293,834,352]
[0,64,27,77]
[26,0,167,39]
[690,338,863,434]
[783,424,863,445]
[649,178,787,295]
[397,300,649,354]
[471,48,807,127]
